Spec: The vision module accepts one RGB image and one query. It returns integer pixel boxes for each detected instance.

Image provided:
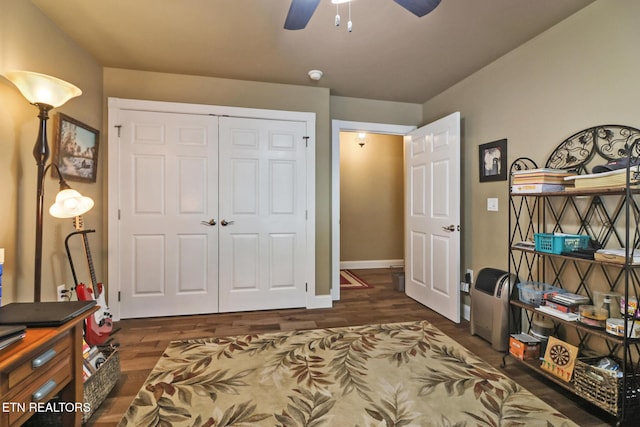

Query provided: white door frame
[331,120,416,301]
[108,97,316,321]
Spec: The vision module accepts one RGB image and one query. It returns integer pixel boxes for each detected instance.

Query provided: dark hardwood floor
[87,268,615,426]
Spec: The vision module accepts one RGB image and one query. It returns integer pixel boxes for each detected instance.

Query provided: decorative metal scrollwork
[545,125,640,173]
[510,157,538,175]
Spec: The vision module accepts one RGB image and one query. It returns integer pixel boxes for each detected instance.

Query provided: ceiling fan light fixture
[285,0,440,31]
[308,70,323,81]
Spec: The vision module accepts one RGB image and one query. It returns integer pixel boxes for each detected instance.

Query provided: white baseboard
[307,294,333,309]
[340,259,404,270]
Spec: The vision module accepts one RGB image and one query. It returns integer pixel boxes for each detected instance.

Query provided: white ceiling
[32,0,596,104]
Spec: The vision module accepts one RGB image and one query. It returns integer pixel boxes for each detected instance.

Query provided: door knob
[442,224,456,232]
[221,219,235,226]
[201,219,217,226]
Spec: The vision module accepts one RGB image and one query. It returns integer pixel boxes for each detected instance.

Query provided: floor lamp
[3,70,93,302]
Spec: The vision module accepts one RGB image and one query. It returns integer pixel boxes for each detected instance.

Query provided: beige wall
[330,96,422,125]
[0,0,103,302]
[103,70,424,296]
[3,0,627,307]
[0,0,424,304]
[422,0,640,297]
[103,68,337,294]
[340,132,404,262]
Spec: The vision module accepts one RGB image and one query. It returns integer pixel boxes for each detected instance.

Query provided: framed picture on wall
[479,139,507,182]
[53,113,100,183]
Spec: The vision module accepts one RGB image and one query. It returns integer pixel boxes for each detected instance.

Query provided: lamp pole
[33,103,54,302]
[2,70,85,302]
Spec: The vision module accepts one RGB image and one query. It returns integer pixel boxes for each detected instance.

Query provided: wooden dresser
[0,306,97,426]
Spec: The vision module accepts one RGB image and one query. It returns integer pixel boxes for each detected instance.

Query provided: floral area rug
[119,320,577,426]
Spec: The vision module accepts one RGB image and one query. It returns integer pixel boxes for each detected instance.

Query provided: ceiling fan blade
[393,0,441,17]
[284,0,321,30]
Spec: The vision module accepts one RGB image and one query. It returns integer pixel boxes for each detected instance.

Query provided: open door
[404,112,461,323]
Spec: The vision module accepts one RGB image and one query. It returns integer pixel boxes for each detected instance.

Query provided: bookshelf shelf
[506,125,640,424]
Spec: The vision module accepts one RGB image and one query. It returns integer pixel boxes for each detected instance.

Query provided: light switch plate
[487,198,499,211]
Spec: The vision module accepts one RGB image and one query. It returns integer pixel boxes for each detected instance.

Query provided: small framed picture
[479,139,507,182]
[53,113,100,183]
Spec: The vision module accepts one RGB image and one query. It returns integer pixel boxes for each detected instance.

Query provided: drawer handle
[32,379,57,401]
[32,349,57,368]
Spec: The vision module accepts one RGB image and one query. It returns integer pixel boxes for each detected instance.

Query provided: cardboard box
[509,333,541,360]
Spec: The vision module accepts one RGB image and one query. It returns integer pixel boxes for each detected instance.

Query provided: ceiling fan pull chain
[335,4,340,26]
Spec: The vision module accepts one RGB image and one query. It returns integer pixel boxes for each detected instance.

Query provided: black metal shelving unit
[505,125,640,425]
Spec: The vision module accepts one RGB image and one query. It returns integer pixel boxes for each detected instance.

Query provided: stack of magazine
[594,248,640,264]
[82,339,107,381]
[511,168,576,193]
[563,166,640,190]
[536,292,590,321]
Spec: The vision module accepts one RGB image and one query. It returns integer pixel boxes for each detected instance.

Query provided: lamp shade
[3,70,82,107]
[49,189,94,218]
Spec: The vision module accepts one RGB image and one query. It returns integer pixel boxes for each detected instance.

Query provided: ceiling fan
[284,0,442,30]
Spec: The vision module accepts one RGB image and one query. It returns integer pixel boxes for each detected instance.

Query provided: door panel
[405,112,461,323]
[118,110,219,318]
[133,235,164,295]
[114,108,309,318]
[218,116,307,312]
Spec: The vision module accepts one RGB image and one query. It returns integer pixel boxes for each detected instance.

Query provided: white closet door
[117,110,219,318]
[218,116,308,312]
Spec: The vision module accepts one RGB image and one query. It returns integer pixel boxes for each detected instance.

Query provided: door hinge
[303,136,309,147]
[305,282,308,292]
[114,124,122,138]
[118,209,121,220]
[118,291,121,302]
[305,210,308,220]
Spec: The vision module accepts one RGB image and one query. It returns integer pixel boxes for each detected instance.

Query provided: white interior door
[405,112,461,323]
[217,117,308,312]
[117,110,219,318]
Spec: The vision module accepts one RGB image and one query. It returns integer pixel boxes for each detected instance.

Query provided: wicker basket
[573,357,640,416]
[83,345,120,423]
[23,346,120,426]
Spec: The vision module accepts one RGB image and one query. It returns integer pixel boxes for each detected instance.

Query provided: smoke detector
[308,70,323,81]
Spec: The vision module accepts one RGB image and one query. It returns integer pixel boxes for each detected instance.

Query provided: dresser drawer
[6,331,71,391]
[6,352,72,426]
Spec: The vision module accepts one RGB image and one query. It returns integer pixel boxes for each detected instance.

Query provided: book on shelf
[594,248,640,264]
[511,168,575,176]
[512,174,575,185]
[535,305,579,321]
[511,183,565,193]
[546,292,590,306]
[564,166,640,189]
[511,169,577,192]
[512,169,576,185]
[544,300,580,313]
[512,240,536,250]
